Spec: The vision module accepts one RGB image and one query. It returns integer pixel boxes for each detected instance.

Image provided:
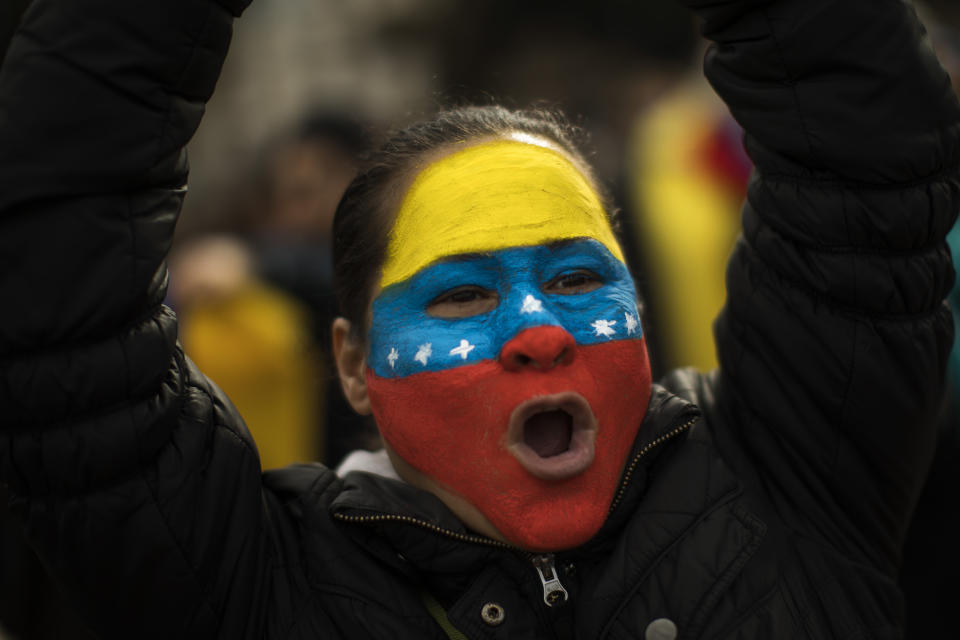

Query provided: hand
[169,235,253,307]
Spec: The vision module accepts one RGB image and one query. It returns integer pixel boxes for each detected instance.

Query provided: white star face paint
[521,295,544,314]
[591,319,617,339]
[387,348,400,369]
[624,312,639,336]
[450,339,476,360]
[414,343,432,366]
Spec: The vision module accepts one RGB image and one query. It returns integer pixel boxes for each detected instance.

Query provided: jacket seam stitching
[757,160,960,189]
[749,231,951,258]
[0,303,173,368]
[164,356,264,633]
[709,582,780,639]
[133,347,224,634]
[2,329,176,440]
[150,1,215,172]
[685,503,767,636]
[760,8,821,168]
[736,241,951,322]
[747,177,960,256]
[596,473,744,637]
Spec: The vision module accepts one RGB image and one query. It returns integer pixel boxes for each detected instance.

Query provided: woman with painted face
[331,122,653,552]
[0,0,958,639]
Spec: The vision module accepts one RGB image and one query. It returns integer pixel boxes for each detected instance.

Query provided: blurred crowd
[1,0,958,638]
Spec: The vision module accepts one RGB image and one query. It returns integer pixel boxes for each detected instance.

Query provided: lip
[505,392,597,481]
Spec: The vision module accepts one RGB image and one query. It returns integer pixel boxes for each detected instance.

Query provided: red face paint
[366,328,651,551]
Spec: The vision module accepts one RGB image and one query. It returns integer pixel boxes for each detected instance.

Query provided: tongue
[523,410,573,458]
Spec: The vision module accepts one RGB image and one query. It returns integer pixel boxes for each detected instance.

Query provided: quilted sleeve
[0,1,293,638]
[683,0,960,572]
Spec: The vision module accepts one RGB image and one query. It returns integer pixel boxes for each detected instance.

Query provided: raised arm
[685,0,960,571]
[0,0,280,637]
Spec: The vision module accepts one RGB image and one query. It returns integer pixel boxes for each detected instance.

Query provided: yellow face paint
[379,138,624,288]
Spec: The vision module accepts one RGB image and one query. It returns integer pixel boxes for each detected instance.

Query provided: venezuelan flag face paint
[365,138,652,551]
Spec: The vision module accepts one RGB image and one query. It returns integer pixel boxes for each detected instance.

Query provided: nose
[500,326,576,372]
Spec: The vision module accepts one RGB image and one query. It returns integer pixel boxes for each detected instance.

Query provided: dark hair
[331,105,617,341]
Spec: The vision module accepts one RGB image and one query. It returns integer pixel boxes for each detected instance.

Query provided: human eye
[426,285,499,318]
[543,269,603,295]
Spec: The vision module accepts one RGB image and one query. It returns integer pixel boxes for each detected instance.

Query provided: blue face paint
[368,238,641,378]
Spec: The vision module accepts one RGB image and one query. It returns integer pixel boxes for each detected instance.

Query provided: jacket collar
[583,386,701,554]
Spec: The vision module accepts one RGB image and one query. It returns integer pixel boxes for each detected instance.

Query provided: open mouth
[506,393,597,481]
[524,409,573,457]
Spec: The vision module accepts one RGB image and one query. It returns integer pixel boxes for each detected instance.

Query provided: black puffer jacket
[1,0,958,638]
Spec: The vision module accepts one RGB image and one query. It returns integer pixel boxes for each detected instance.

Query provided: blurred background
[1,1,959,638]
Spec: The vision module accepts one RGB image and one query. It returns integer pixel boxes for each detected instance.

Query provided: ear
[332,317,372,415]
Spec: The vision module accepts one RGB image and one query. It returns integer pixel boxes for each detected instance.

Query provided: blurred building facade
[181,0,448,234]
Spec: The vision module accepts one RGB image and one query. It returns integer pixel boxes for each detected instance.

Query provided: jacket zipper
[607,415,697,514]
[330,512,519,550]
[531,553,569,607]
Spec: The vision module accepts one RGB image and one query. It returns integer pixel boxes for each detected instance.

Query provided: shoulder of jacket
[263,463,342,506]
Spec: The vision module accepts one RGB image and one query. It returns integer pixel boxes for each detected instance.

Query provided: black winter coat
[1,0,958,638]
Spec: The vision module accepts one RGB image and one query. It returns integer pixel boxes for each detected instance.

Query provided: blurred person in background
[1,0,959,639]
[250,113,379,467]
[170,112,376,470]
[248,111,371,338]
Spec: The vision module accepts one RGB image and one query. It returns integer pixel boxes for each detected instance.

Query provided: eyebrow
[432,238,588,266]
[434,251,495,265]
[545,238,583,250]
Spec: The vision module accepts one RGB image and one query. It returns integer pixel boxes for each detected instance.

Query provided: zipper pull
[532,554,569,607]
